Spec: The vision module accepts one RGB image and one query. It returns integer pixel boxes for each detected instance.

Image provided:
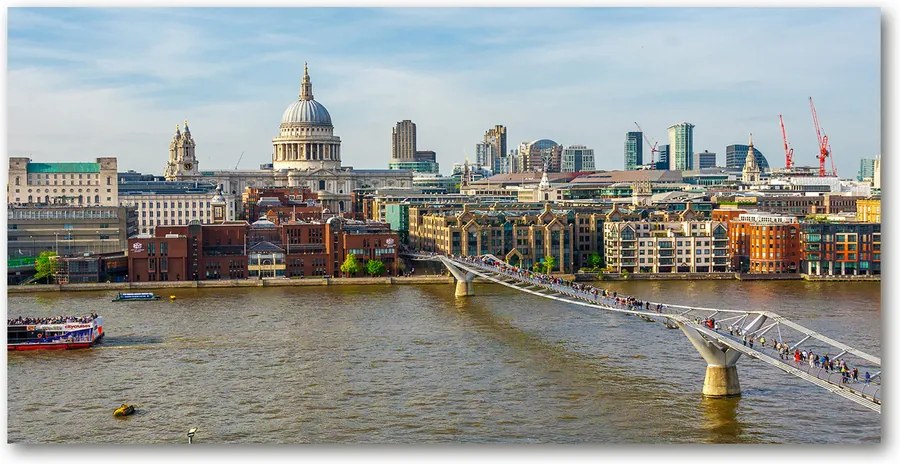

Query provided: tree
[588,252,603,271]
[532,261,543,272]
[366,259,386,277]
[34,250,57,283]
[340,254,360,277]
[543,255,557,274]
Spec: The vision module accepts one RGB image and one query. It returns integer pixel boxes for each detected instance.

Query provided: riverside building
[727,212,800,274]
[800,221,880,276]
[603,220,729,274]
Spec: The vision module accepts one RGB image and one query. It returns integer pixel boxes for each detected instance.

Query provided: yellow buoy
[169,295,176,301]
[113,404,135,417]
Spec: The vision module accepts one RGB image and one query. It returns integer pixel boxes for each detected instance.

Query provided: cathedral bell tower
[165,120,200,180]
[741,133,761,184]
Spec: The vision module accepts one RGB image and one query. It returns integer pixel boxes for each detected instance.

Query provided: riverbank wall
[574,272,878,282]
[7,275,455,294]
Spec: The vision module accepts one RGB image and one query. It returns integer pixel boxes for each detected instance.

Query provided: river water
[7,280,881,444]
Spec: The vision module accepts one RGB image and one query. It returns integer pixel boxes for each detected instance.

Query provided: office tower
[391,120,417,161]
[624,132,643,170]
[858,158,876,181]
[726,144,769,172]
[667,122,694,170]
[656,144,670,170]
[695,150,717,169]
[483,125,507,174]
[562,145,595,172]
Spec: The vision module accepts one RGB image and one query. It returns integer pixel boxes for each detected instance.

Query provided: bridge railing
[443,254,882,403]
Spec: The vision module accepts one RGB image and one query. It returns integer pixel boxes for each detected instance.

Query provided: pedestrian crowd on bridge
[449,253,877,390]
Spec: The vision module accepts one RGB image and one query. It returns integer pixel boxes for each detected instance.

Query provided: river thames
[7,280,881,444]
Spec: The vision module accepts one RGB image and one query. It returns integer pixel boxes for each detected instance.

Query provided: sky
[6,7,881,177]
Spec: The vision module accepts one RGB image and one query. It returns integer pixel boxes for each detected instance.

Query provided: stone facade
[8,157,118,206]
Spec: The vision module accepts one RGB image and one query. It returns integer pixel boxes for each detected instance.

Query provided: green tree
[588,252,603,270]
[34,250,58,283]
[366,259,386,277]
[543,255,557,274]
[532,261,543,272]
[340,254,360,277]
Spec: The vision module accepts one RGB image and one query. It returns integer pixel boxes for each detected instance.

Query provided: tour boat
[7,316,104,351]
[112,292,161,302]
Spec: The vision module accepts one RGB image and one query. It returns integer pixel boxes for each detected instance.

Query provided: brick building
[127,217,399,281]
[727,212,801,274]
[801,221,880,276]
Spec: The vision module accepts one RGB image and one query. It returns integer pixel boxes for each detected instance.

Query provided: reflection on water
[700,396,745,444]
[7,280,880,444]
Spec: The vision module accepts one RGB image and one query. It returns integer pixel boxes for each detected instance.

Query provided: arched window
[95,194,100,203]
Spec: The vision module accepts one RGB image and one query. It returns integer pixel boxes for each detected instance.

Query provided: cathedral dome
[280,63,332,126]
[281,99,332,126]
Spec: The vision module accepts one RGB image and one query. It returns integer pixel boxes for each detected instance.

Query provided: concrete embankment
[574,272,878,282]
[7,275,454,294]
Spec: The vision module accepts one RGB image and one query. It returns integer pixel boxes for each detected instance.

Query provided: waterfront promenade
[7,274,454,293]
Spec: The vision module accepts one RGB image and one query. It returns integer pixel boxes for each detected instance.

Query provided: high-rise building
[388,120,439,173]
[391,120,417,161]
[873,156,881,189]
[858,158,876,181]
[562,145,595,172]
[667,122,695,170]
[726,144,769,172]
[482,125,507,174]
[624,132,643,170]
[656,144,670,170]
[695,150,717,169]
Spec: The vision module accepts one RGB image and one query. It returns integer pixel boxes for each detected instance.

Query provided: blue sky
[7,7,880,177]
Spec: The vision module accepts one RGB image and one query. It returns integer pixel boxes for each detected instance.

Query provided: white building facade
[119,189,236,235]
[8,157,119,206]
[604,220,729,273]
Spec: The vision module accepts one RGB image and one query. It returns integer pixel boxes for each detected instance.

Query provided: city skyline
[7,7,880,177]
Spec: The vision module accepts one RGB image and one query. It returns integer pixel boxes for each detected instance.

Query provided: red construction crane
[778,114,794,171]
[633,122,658,165]
[809,97,834,177]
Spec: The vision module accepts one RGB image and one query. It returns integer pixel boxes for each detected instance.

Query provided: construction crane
[809,97,837,177]
[234,151,245,170]
[778,114,794,171]
[633,122,658,165]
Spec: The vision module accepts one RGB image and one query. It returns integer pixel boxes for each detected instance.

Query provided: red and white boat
[7,315,104,351]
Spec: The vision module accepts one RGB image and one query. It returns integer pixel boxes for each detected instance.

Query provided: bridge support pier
[455,277,476,297]
[439,257,477,297]
[677,313,767,398]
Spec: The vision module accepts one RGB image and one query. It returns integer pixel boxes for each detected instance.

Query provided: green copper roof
[26,162,100,173]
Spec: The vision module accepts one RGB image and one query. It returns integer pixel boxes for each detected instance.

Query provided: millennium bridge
[406,252,882,413]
